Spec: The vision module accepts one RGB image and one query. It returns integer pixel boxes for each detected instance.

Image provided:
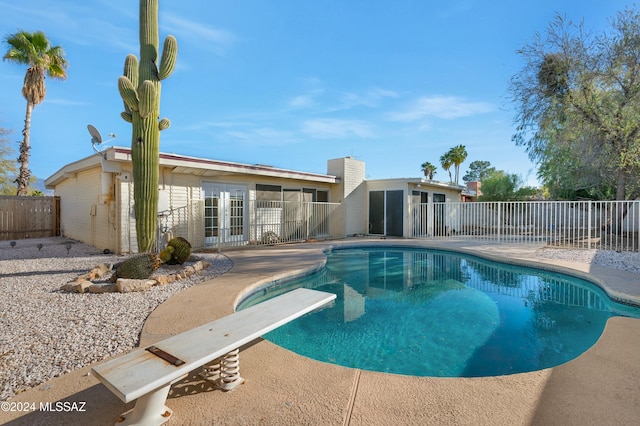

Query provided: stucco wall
[56,167,114,251]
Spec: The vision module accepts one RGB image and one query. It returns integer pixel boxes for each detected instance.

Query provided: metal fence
[156,202,204,252]
[156,200,342,251]
[411,200,640,252]
[0,196,60,240]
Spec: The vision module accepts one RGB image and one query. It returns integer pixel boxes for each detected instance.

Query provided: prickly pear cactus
[110,253,161,282]
[119,0,177,253]
[166,237,191,264]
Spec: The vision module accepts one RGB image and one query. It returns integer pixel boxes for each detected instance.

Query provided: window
[257,185,329,202]
[411,190,428,203]
[303,188,316,202]
[256,184,281,201]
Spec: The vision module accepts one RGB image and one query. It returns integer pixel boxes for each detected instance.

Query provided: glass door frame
[203,182,247,246]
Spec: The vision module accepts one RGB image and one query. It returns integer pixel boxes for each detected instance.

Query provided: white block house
[45,147,466,253]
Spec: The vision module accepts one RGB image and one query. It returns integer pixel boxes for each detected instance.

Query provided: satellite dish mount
[87,124,116,158]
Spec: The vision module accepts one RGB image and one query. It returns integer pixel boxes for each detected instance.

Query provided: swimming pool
[238,246,640,377]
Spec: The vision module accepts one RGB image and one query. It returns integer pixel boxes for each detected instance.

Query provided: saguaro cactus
[118,0,177,252]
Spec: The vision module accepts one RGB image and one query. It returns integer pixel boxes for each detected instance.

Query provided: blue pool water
[238,247,640,377]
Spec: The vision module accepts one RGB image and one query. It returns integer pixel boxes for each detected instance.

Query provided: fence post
[496,203,501,244]
[636,200,640,251]
[588,201,592,248]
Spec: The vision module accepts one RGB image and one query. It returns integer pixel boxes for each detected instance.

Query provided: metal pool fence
[154,199,640,253]
[156,200,342,251]
[410,200,640,252]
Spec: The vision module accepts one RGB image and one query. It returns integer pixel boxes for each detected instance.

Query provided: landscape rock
[60,257,215,293]
[116,279,157,293]
[88,283,117,293]
[63,279,92,293]
[88,263,112,280]
[154,275,174,285]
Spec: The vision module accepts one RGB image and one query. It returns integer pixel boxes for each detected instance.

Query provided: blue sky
[0,1,631,187]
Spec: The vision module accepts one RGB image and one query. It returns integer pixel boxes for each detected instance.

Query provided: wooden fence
[0,196,60,240]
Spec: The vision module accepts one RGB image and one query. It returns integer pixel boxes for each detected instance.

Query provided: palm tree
[439,152,453,182]
[3,30,68,195]
[449,144,468,185]
[420,161,437,180]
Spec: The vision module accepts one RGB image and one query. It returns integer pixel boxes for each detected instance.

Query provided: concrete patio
[2,239,640,425]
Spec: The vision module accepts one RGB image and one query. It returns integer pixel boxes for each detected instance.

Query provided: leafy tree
[478,170,537,201]
[536,133,617,199]
[3,30,68,196]
[510,8,640,201]
[420,161,437,179]
[478,170,519,201]
[462,160,495,183]
[0,126,18,195]
[514,185,539,200]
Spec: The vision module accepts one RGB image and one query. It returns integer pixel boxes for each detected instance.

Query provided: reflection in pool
[238,247,640,377]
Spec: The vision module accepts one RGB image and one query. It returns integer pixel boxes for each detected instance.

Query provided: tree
[510,8,640,201]
[420,161,437,179]
[440,145,467,184]
[0,126,18,195]
[3,31,68,196]
[448,144,467,184]
[479,170,538,201]
[462,160,495,183]
[478,170,520,201]
[118,0,178,252]
[439,152,453,182]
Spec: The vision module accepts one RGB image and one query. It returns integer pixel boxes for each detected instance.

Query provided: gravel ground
[0,239,232,401]
[536,247,640,273]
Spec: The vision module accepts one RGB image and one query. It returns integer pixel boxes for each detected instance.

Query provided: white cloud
[46,98,91,106]
[224,127,296,147]
[0,1,136,52]
[389,96,494,121]
[160,14,236,54]
[339,88,399,109]
[302,118,375,139]
[289,95,315,109]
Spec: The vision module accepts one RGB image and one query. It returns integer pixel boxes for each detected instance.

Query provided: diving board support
[116,382,173,425]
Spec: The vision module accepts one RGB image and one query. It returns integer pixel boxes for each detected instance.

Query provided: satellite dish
[87,124,103,144]
[88,124,116,158]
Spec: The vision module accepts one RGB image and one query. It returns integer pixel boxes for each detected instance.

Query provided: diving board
[91,288,336,425]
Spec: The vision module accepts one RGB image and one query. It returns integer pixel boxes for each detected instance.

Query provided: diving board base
[116,382,173,426]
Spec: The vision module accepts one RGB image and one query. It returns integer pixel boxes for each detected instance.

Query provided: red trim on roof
[112,147,334,179]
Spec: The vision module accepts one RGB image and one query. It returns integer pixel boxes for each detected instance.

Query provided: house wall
[115,166,135,253]
[365,181,410,237]
[365,180,463,237]
[56,167,115,251]
[116,166,336,253]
